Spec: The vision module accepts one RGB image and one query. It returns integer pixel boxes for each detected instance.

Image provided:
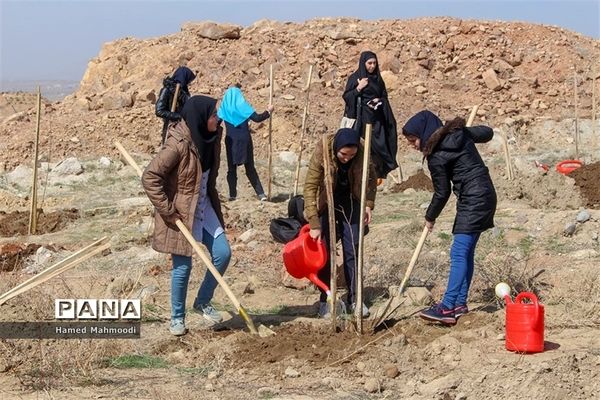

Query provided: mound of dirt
[569,161,600,208]
[0,242,41,272]
[390,170,433,192]
[0,208,80,237]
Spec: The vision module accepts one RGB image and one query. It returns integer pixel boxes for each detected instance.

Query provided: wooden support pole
[292,65,313,197]
[356,123,373,334]
[267,65,274,200]
[592,65,597,159]
[0,237,110,305]
[28,86,41,235]
[170,83,181,112]
[574,71,579,159]
[115,141,144,177]
[322,135,337,329]
[499,131,514,180]
[466,104,480,127]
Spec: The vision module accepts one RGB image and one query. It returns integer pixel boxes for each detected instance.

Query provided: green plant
[107,354,168,369]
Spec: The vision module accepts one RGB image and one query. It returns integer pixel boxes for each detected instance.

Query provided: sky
[0,0,598,83]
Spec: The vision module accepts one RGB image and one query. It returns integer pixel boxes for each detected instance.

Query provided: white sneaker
[169,318,187,336]
[195,303,223,323]
[318,302,331,319]
[351,302,370,318]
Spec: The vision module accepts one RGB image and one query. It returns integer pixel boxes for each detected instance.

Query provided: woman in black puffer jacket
[402,110,497,326]
[155,66,196,145]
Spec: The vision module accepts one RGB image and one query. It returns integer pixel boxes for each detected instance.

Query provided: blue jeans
[442,232,481,309]
[170,229,231,320]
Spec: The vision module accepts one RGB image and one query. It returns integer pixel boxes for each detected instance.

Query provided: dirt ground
[569,161,600,207]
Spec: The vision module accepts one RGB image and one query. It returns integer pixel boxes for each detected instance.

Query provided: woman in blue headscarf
[218,84,274,201]
[155,66,196,145]
[402,110,497,326]
[342,51,398,180]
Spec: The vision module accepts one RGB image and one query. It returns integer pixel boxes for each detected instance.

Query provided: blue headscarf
[402,110,443,151]
[333,128,361,152]
[217,87,256,127]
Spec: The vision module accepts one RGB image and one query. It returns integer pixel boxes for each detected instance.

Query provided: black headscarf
[356,51,384,99]
[180,95,219,170]
[402,110,443,151]
[172,66,196,93]
[333,128,360,153]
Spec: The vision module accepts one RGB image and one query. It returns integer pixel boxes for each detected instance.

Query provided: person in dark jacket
[155,66,196,145]
[217,85,273,201]
[303,128,377,319]
[402,110,497,325]
[342,51,398,180]
[142,95,231,336]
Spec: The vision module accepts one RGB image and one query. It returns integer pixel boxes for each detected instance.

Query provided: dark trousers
[317,201,365,304]
[226,151,265,199]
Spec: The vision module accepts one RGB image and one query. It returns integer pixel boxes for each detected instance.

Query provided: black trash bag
[270,217,302,244]
[288,194,307,225]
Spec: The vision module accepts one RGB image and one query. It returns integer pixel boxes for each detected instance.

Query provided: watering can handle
[515,292,540,326]
[300,224,310,234]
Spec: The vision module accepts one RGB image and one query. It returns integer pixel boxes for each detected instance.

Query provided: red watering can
[504,292,545,353]
[283,225,330,295]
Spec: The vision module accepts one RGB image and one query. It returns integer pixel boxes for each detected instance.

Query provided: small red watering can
[283,225,330,295]
[498,284,545,353]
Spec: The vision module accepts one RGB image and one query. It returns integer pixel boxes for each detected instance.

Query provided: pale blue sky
[0,0,598,83]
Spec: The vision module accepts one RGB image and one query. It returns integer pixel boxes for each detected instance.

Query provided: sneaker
[351,302,370,318]
[258,194,267,201]
[228,196,236,201]
[195,303,223,323]
[169,318,187,336]
[318,301,331,319]
[419,303,456,325]
[454,304,469,318]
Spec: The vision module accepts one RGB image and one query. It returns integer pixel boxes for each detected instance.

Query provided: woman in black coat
[402,110,497,325]
[342,51,398,179]
[155,66,196,145]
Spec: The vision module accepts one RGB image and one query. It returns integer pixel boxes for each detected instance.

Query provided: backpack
[287,195,307,225]
[269,217,302,244]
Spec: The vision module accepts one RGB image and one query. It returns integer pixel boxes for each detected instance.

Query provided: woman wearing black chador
[342,51,398,179]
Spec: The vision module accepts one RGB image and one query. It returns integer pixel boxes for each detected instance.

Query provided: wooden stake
[170,83,181,112]
[499,131,514,180]
[267,64,274,200]
[574,71,579,159]
[466,104,480,127]
[115,141,144,177]
[356,123,373,334]
[28,86,41,235]
[322,135,337,329]
[175,220,258,334]
[0,238,110,305]
[396,154,404,183]
[292,65,313,197]
[592,65,596,158]
[398,227,429,295]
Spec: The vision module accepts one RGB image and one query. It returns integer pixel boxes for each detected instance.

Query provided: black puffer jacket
[425,121,497,233]
[155,77,191,143]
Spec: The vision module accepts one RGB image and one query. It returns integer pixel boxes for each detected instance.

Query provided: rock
[482,68,503,91]
[284,366,300,378]
[257,387,279,397]
[6,165,33,186]
[419,202,430,209]
[24,247,54,274]
[99,157,112,168]
[356,361,366,371]
[52,157,84,176]
[592,232,598,241]
[456,392,468,400]
[563,222,577,237]
[102,91,133,110]
[383,363,399,378]
[576,209,591,223]
[416,85,428,94]
[207,371,219,380]
[281,94,295,100]
[403,287,432,305]
[496,333,505,340]
[239,229,257,243]
[364,378,380,393]
[278,151,297,165]
[181,21,241,40]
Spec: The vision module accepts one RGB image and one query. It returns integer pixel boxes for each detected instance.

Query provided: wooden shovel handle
[398,226,429,295]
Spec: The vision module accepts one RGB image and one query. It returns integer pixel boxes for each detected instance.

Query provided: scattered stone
[278,151,297,165]
[257,387,279,397]
[403,287,432,305]
[364,378,381,393]
[284,366,300,378]
[576,209,591,223]
[6,165,33,186]
[496,333,505,341]
[356,361,366,371]
[99,157,112,168]
[482,68,503,91]
[281,94,295,100]
[563,222,577,237]
[239,229,257,243]
[52,157,84,176]
[182,21,241,40]
[384,363,399,378]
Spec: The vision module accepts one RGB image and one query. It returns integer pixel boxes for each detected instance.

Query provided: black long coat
[426,126,497,233]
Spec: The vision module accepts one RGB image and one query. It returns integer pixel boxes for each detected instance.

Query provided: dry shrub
[543,270,600,327]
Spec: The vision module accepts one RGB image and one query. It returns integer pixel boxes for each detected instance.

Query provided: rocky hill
[0,17,599,169]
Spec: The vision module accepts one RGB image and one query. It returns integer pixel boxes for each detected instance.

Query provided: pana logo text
[55,299,141,320]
